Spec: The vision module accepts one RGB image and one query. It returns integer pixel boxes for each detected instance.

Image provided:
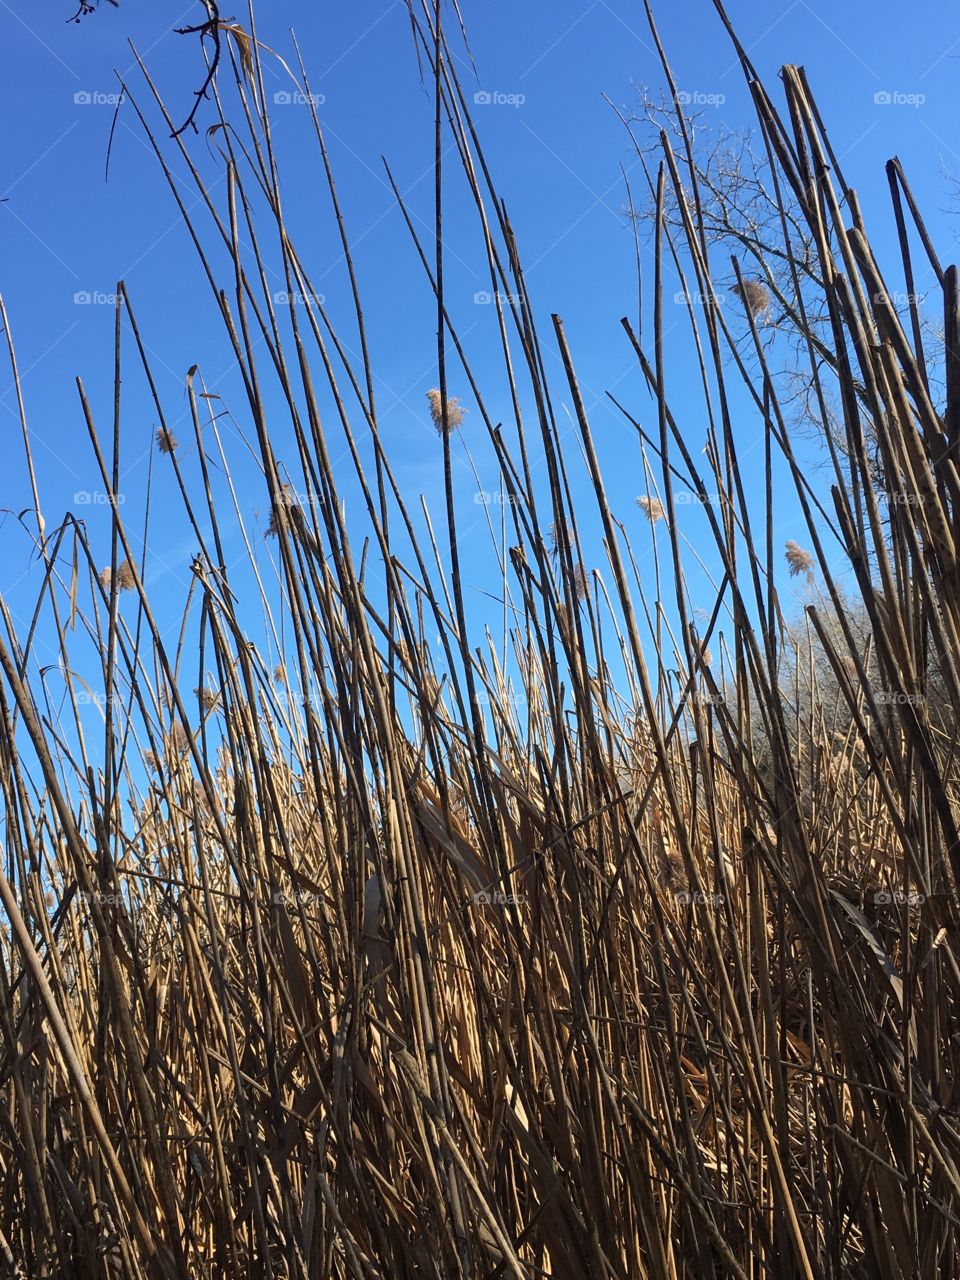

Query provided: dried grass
[0,8,955,1278]
[426,386,467,433]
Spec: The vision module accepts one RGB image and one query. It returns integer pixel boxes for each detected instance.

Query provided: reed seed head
[156,426,179,454]
[785,540,814,578]
[100,559,137,593]
[636,495,665,523]
[426,388,466,434]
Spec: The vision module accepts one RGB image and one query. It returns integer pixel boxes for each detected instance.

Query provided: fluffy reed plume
[194,685,219,712]
[547,518,569,554]
[0,9,957,1279]
[165,721,189,755]
[155,425,178,454]
[426,387,466,433]
[733,277,771,316]
[266,482,297,537]
[636,493,665,522]
[657,843,685,888]
[785,538,814,578]
[100,558,136,592]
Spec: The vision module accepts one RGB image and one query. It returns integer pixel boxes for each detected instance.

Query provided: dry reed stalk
[0,3,954,1277]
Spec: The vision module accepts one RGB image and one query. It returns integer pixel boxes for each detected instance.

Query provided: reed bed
[0,2,957,1276]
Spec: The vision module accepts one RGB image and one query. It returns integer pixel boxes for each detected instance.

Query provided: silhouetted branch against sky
[68,0,223,136]
[67,0,118,21]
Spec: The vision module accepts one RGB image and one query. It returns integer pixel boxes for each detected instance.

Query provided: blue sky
[1,0,957,694]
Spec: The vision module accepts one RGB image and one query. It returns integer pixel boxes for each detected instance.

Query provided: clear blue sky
[1,0,957,684]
